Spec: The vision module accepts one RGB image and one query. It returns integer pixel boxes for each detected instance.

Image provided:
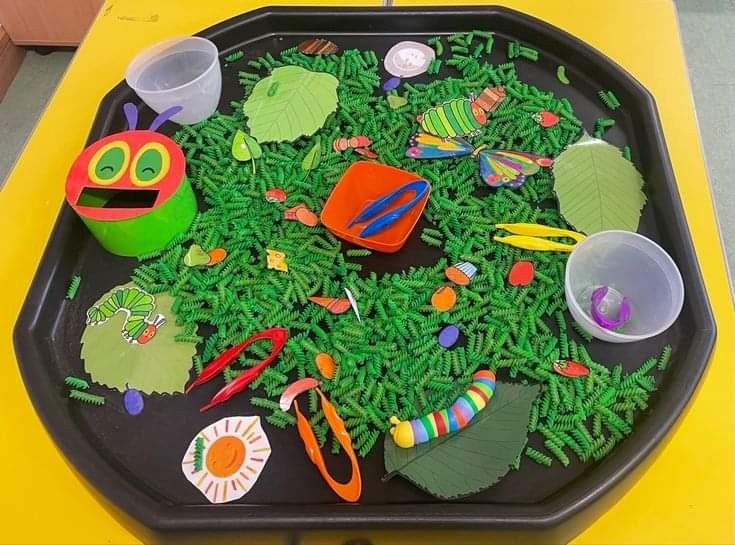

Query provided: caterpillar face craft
[65,103,197,257]
[86,286,166,344]
[389,370,496,448]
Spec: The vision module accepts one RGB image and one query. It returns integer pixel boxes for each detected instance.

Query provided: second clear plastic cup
[125,37,222,125]
[564,230,684,343]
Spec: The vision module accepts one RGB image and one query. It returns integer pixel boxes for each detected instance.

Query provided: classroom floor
[0,1,732,282]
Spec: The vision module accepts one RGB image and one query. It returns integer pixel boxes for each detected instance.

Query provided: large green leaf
[553,133,646,234]
[81,283,196,395]
[383,382,539,499]
[243,66,339,143]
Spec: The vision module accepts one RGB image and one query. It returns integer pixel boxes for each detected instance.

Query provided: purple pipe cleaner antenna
[123,103,138,130]
[149,106,183,131]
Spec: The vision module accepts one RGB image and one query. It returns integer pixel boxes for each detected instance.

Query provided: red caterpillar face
[471,103,487,126]
[66,129,185,221]
[137,323,158,344]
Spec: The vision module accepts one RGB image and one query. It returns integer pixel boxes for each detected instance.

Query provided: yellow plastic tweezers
[493,223,586,252]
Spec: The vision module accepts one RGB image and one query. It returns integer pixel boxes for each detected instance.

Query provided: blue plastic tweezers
[347,179,430,237]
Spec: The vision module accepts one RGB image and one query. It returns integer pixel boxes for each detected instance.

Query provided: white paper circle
[383,41,435,78]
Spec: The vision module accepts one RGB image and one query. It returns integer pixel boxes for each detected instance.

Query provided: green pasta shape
[69,390,105,406]
[66,275,81,300]
[64,376,89,390]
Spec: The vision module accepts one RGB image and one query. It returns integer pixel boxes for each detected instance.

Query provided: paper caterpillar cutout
[416,86,505,139]
[86,286,166,344]
[389,369,496,448]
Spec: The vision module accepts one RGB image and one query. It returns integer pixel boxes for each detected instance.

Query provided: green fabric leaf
[242,66,339,143]
[231,129,262,161]
[301,139,322,172]
[553,133,646,234]
[384,382,539,499]
[81,283,196,395]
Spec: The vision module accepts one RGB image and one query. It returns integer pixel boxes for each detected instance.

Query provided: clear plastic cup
[125,37,221,125]
[565,230,684,343]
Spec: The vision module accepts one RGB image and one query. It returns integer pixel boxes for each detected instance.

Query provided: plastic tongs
[280,378,362,502]
[186,327,288,412]
[347,179,430,237]
[493,222,586,252]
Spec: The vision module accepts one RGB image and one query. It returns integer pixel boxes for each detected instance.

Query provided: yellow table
[1,1,732,543]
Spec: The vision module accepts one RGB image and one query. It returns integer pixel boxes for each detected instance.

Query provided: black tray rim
[13,4,716,533]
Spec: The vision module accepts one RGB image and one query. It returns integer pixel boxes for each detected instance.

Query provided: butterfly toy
[405,132,553,188]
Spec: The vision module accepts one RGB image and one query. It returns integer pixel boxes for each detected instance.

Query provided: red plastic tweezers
[186,326,288,412]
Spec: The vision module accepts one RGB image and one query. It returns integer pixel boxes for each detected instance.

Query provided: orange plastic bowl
[320,161,431,253]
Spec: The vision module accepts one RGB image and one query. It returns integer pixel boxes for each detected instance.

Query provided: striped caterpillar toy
[86,286,166,345]
[389,369,496,448]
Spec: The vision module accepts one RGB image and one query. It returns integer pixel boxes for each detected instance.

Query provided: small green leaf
[231,129,262,162]
[553,133,646,234]
[183,244,210,267]
[384,382,539,499]
[301,139,321,172]
[387,94,408,109]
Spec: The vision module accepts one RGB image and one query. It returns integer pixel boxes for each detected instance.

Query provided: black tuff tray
[14,5,715,537]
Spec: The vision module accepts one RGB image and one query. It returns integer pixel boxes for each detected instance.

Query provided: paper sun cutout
[182,416,271,504]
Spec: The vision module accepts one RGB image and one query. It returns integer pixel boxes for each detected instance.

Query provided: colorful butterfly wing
[495,150,554,174]
[478,150,553,187]
[406,133,474,159]
[505,176,527,189]
[478,150,526,187]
